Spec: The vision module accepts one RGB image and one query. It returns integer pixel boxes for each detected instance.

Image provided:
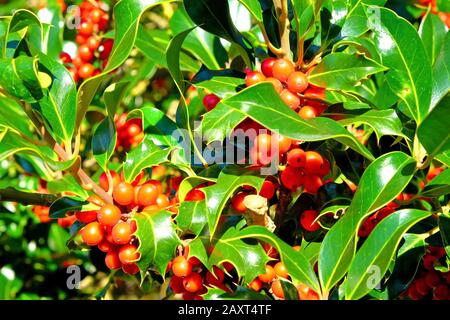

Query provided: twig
[273,0,291,59]
[257,22,283,57]
[0,187,58,206]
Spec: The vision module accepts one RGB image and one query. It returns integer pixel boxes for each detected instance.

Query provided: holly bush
[0,0,449,301]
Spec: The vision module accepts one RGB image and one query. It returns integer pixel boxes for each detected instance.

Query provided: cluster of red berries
[114,113,144,152]
[74,169,177,275]
[59,0,113,83]
[202,57,327,118]
[246,57,328,119]
[405,245,450,300]
[250,256,319,300]
[168,247,234,300]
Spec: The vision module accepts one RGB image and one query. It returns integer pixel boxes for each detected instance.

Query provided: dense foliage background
[0,0,449,300]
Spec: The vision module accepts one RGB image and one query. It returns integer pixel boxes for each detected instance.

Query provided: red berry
[261,57,277,77]
[113,182,135,206]
[137,183,158,207]
[274,261,289,279]
[202,94,221,111]
[272,58,295,82]
[98,239,116,253]
[245,71,266,87]
[287,148,306,168]
[78,21,93,36]
[272,133,292,154]
[170,276,186,293]
[300,210,321,232]
[111,221,132,245]
[303,175,323,194]
[97,204,121,227]
[259,179,275,199]
[280,89,300,110]
[185,189,205,201]
[298,106,318,120]
[90,8,103,24]
[231,192,248,213]
[122,263,140,275]
[258,265,275,283]
[249,278,262,292]
[280,166,304,191]
[304,151,324,176]
[78,44,93,62]
[434,284,450,300]
[82,222,104,246]
[78,63,94,79]
[172,256,193,277]
[99,170,120,192]
[425,271,441,288]
[415,278,430,295]
[264,77,283,94]
[271,279,284,299]
[287,71,308,93]
[75,210,97,224]
[105,251,122,270]
[59,52,72,64]
[118,244,140,264]
[183,273,204,293]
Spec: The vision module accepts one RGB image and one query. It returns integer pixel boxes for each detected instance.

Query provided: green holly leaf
[183,0,253,67]
[123,137,173,183]
[202,83,374,160]
[367,6,432,124]
[133,210,181,279]
[419,9,446,66]
[92,116,116,171]
[308,52,387,92]
[431,32,450,110]
[337,109,405,141]
[417,95,450,158]
[202,165,265,237]
[235,226,321,294]
[49,196,90,218]
[420,168,450,197]
[318,151,416,294]
[169,6,227,69]
[345,209,430,300]
[209,225,269,284]
[176,200,209,236]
